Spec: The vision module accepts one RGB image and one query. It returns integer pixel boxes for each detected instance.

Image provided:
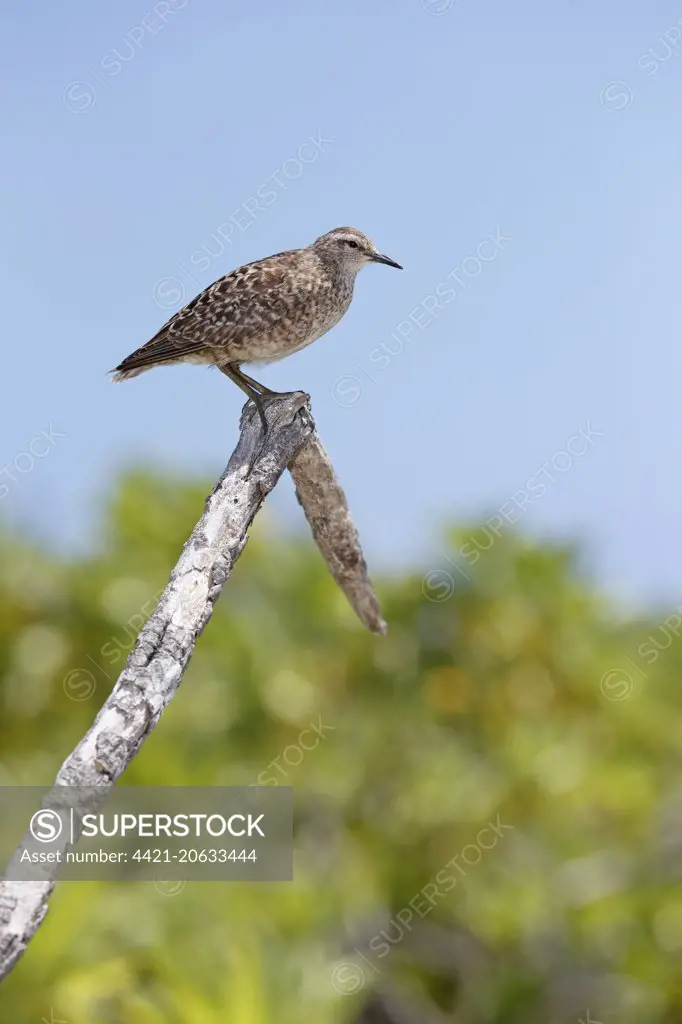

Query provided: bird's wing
[112,249,306,376]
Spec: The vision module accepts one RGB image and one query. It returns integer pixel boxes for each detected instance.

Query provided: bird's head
[311,227,402,274]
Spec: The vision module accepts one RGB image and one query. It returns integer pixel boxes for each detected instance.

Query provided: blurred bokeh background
[2,0,682,1020]
[1,472,682,1022]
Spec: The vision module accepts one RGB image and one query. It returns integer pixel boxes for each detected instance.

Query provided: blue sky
[1,0,680,607]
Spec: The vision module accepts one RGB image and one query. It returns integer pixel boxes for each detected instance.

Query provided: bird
[111,227,402,436]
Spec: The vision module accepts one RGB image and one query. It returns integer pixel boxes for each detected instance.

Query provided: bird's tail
[109,347,161,382]
[110,365,146,382]
[110,334,209,382]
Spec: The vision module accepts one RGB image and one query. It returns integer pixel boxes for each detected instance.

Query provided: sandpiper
[111,227,402,432]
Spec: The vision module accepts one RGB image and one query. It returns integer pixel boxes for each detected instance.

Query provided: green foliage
[1,470,681,1023]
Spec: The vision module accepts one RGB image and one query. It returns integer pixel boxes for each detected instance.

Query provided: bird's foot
[242,391,310,479]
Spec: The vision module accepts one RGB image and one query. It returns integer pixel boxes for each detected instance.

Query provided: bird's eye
[346,240,359,249]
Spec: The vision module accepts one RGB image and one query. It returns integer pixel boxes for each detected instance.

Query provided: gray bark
[0,392,384,982]
[290,434,386,635]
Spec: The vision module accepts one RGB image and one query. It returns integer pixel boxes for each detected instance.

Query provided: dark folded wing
[113,249,304,375]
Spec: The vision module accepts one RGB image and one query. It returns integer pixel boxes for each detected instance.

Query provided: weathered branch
[0,395,355,984]
[0,392,385,981]
[290,433,386,635]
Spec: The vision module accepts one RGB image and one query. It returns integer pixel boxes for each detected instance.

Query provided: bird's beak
[371,251,403,269]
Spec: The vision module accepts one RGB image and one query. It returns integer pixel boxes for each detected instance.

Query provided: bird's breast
[241,277,353,365]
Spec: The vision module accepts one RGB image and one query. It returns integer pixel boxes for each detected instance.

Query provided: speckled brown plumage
[111,227,402,383]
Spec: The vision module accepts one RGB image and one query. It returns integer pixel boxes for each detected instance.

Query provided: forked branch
[0,393,384,981]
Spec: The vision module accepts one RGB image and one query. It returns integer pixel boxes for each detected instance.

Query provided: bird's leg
[220,363,302,475]
[219,363,268,437]
[235,368,293,399]
[233,369,277,396]
[220,363,287,478]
